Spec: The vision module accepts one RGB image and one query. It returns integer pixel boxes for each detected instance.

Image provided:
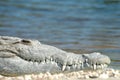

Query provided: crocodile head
[0,36,64,76]
[0,36,111,76]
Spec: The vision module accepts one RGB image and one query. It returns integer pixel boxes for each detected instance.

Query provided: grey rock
[0,36,111,76]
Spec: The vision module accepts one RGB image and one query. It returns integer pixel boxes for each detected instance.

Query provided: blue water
[0,0,120,69]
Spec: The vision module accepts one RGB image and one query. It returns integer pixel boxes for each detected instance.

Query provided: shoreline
[0,68,119,80]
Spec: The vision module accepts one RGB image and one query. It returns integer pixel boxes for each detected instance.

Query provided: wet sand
[0,68,119,80]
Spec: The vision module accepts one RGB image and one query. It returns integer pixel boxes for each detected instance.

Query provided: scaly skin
[0,36,111,76]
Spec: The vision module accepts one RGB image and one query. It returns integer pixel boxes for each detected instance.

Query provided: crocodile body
[0,36,111,76]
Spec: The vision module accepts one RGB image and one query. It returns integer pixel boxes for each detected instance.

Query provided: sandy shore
[0,68,120,80]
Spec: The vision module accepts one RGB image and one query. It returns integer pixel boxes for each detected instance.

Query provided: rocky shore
[0,68,119,80]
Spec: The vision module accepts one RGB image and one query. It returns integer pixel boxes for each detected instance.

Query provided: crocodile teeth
[74,64,77,69]
[101,64,107,69]
[72,65,76,70]
[76,64,81,69]
[86,62,90,67]
[50,57,53,61]
[66,66,70,71]
[100,64,104,69]
[81,64,83,69]
[62,65,66,71]
[93,64,97,70]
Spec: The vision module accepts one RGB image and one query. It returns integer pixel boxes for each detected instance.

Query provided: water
[0,0,120,69]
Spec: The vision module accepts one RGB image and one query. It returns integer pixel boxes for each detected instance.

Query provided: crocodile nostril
[21,39,31,45]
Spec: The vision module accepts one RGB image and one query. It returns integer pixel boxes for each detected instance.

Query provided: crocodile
[0,36,111,76]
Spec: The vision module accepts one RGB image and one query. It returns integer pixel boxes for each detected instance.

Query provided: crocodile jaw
[0,56,61,76]
[0,36,111,76]
[0,52,110,76]
[83,52,111,70]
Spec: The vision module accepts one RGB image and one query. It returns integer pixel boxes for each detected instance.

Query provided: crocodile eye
[21,39,31,45]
